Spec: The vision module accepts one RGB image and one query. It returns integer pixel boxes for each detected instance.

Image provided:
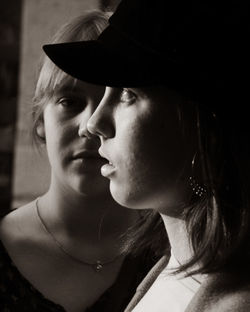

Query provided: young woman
[0,10,161,312]
[44,0,250,311]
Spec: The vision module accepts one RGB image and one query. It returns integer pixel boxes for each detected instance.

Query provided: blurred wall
[12,0,101,208]
[100,0,121,10]
[0,0,22,215]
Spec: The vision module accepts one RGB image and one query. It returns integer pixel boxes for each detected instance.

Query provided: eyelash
[120,89,137,104]
[57,97,84,109]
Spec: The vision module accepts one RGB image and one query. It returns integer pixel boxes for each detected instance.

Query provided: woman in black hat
[44,0,250,311]
[0,10,162,312]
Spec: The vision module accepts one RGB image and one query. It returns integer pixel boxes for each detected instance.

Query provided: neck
[38,182,138,253]
[160,214,193,266]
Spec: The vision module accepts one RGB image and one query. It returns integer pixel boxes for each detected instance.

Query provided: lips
[101,163,116,177]
[98,148,116,177]
[98,148,110,163]
[72,150,104,160]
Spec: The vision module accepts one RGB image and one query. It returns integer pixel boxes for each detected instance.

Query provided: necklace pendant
[94,261,103,272]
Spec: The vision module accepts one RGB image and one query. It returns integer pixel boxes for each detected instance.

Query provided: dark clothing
[0,240,158,311]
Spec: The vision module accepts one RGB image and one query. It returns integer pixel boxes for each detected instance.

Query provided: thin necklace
[35,198,122,272]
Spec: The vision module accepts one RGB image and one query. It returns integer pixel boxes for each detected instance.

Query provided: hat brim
[43,23,171,88]
[43,23,210,98]
[43,42,166,88]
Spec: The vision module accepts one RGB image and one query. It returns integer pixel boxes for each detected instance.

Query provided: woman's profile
[44,0,250,311]
[0,10,161,312]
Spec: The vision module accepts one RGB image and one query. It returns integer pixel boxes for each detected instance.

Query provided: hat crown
[109,0,250,66]
[43,0,250,108]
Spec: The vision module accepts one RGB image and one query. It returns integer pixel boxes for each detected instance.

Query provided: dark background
[0,0,22,215]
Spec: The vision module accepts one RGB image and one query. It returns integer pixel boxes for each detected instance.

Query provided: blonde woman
[0,11,160,312]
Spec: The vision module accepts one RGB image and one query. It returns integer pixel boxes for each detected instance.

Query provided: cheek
[44,105,76,144]
[44,121,73,166]
[116,110,189,189]
[115,116,160,184]
[45,115,73,144]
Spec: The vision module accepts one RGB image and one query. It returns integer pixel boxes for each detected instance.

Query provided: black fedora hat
[43,0,250,102]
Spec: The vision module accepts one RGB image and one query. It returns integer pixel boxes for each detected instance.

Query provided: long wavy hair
[176,88,250,276]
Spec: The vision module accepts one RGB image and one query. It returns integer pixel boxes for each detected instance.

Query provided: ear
[36,122,46,142]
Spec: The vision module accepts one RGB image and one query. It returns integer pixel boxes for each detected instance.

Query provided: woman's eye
[120,89,137,104]
[57,97,83,109]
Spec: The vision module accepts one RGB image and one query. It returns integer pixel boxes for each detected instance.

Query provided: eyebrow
[53,84,86,94]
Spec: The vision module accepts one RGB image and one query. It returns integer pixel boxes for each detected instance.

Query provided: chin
[73,177,108,196]
[110,184,149,210]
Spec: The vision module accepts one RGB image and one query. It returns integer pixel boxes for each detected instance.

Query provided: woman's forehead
[52,72,76,89]
[53,76,105,96]
[52,75,92,96]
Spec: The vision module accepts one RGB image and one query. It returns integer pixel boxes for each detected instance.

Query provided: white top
[132,253,205,312]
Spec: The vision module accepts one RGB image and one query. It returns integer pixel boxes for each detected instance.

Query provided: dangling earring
[189,153,207,198]
[189,176,206,197]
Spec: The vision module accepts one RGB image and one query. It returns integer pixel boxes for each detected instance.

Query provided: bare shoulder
[186,273,250,312]
[213,287,250,312]
[0,200,37,246]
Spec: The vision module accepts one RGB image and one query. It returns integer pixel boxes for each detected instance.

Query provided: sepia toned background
[0,0,121,215]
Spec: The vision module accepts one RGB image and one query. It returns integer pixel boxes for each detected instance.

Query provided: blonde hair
[32,10,111,143]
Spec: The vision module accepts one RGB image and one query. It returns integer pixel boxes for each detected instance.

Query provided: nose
[78,104,99,140]
[87,88,115,139]
[78,127,94,139]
